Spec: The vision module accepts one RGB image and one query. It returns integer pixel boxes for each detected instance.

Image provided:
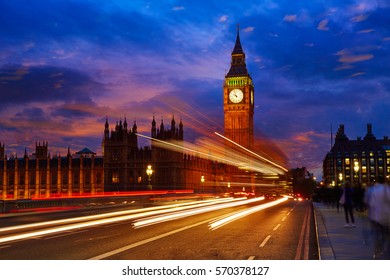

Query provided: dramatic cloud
[0,65,102,107]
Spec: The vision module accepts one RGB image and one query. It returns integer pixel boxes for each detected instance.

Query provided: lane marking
[282,217,287,222]
[259,235,271,248]
[88,217,216,260]
[273,224,281,231]
[248,256,256,260]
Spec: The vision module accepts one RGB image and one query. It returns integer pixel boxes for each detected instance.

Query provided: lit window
[112,173,119,183]
[345,158,350,165]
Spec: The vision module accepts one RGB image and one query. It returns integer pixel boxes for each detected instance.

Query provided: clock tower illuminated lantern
[223,27,254,150]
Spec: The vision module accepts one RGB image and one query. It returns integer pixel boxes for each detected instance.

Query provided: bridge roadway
[0,198,318,260]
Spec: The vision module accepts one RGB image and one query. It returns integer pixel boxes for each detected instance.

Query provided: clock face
[229,89,244,103]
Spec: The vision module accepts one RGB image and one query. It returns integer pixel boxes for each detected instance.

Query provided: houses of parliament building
[1,29,268,200]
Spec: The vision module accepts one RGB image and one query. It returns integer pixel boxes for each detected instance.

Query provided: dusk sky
[1,0,390,179]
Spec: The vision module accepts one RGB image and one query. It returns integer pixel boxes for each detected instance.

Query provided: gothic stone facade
[0,142,104,199]
[102,116,229,193]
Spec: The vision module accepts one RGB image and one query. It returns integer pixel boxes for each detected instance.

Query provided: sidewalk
[313,202,375,260]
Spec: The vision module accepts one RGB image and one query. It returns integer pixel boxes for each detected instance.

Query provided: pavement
[313,202,376,260]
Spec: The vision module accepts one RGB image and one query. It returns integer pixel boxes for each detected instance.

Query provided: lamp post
[354,161,360,185]
[146,165,153,190]
[339,173,343,187]
[200,175,205,193]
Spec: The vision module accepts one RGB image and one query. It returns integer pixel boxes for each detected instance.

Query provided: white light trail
[0,197,233,233]
[136,132,287,176]
[214,132,288,173]
[0,196,290,245]
[208,197,288,230]
[132,197,265,228]
[135,133,239,166]
[0,197,239,244]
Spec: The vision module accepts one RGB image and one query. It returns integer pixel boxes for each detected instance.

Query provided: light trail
[208,197,288,230]
[0,196,290,246]
[136,132,287,176]
[0,197,240,244]
[136,133,239,166]
[222,181,278,188]
[214,132,288,173]
[0,197,234,233]
[0,215,133,244]
[132,196,265,228]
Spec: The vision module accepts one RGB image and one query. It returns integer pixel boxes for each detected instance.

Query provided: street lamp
[200,175,205,193]
[146,165,153,190]
[354,161,360,184]
[339,173,343,187]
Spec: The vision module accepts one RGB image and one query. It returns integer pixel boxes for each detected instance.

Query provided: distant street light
[146,165,153,190]
[339,173,343,187]
[201,175,205,193]
[354,161,360,184]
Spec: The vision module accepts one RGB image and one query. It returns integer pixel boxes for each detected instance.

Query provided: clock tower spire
[223,26,254,150]
[226,25,249,77]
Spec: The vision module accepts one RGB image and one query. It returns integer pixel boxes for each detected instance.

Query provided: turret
[104,117,110,139]
[151,115,157,138]
[24,147,28,159]
[171,115,176,136]
[160,119,165,139]
[179,118,184,140]
[132,120,137,134]
[35,141,48,159]
[123,117,128,132]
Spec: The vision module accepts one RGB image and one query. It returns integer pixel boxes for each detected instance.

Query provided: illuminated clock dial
[229,89,244,103]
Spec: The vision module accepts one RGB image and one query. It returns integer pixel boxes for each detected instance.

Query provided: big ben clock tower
[223,27,254,150]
